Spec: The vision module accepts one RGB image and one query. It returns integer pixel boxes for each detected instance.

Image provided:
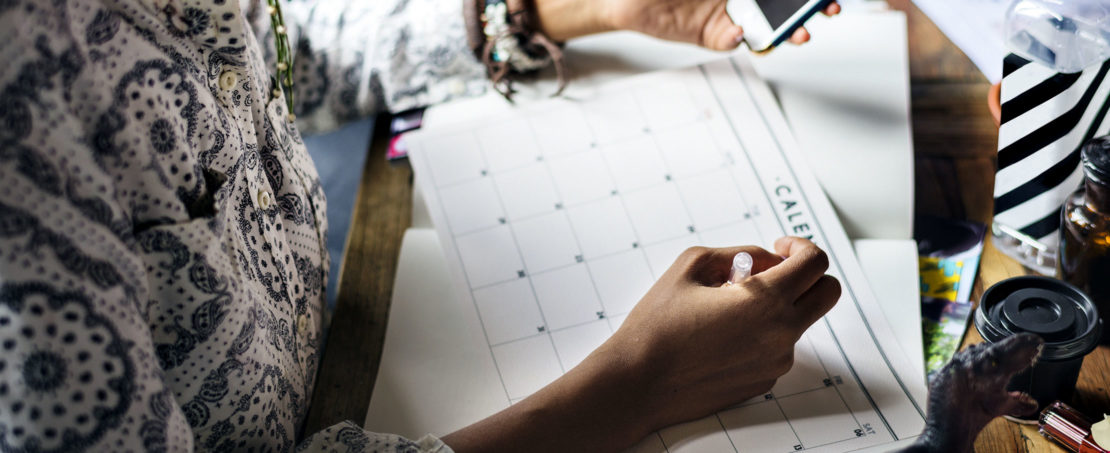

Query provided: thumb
[702,7,744,51]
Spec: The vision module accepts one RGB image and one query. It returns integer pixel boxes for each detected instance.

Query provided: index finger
[787,27,811,45]
[748,237,830,301]
[789,2,839,46]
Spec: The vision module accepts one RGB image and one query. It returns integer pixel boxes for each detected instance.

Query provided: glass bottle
[1059,136,1110,340]
[1039,401,1110,453]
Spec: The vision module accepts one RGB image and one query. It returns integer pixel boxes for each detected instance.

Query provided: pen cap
[975,276,1102,417]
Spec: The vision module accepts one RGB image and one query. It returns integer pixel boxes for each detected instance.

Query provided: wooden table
[304,2,1110,451]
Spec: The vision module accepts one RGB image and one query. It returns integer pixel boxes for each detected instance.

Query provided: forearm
[442,343,651,453]
[534,0,614,42]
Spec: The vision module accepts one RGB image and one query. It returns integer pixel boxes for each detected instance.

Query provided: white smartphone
[726,0,834,53]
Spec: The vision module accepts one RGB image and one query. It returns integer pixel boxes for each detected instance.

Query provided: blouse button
[296,314,308,333]
[448,79,466,96]
[218,71,238,91]
[257,189,273,210]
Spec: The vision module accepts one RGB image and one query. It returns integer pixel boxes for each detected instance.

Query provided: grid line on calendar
[431,97,766,403]
[465,215,756,291]
[477,129,570,377]
[521,114,622,333]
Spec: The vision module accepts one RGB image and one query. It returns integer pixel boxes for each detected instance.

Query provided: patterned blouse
[0,0,493,451]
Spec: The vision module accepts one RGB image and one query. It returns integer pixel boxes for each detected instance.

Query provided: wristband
[464,0,567,99]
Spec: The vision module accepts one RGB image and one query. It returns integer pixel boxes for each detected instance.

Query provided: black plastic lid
[1083,136,1110,184]
[974,276,1101,361]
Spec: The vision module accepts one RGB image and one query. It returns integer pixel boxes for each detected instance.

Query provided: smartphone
[726,0,834,53]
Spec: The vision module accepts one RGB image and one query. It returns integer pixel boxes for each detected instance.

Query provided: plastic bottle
[1005,0,1110,74]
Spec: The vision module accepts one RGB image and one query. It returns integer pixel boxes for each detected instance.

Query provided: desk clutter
[912,1,1110,448]
[970,135,1110,452]
[972,2,1110,450]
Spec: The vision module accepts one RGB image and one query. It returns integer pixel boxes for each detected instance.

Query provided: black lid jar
[974,276,1102,419]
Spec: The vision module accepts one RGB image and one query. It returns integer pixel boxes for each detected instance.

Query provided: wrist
[443,340,655,453]
[538,341,655,448]
[534,0,614,42]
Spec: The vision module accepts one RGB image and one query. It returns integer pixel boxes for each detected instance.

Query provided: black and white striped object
[994,54,1110,248]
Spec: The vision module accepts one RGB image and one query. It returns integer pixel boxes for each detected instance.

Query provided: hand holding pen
[444,237,840,452]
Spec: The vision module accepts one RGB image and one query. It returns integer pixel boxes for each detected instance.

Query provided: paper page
[853,239,925,384]
[752,12,914,241]
[912,0,1010,83]
[398,54,926,451]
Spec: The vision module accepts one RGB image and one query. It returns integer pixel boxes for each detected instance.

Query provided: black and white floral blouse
[0,0,491,451]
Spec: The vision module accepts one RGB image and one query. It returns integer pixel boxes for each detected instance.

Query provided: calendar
[400,55,926,452]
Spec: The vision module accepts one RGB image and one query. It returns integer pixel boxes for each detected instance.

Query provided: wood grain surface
[304,2,1110,452]
[303,115,414,435]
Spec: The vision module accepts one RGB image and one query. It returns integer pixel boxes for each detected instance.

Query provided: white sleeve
[298,421,454,453]
[258,0,491,134]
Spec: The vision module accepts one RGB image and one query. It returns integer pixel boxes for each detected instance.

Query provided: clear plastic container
[1006,0,1110,73]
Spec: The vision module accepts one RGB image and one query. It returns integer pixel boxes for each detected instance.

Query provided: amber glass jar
[1059,136,1110,341]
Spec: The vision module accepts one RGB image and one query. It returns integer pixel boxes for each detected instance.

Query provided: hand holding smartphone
[727,0,836,53]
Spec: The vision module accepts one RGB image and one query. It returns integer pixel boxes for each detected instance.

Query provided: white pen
[725,252,753,286]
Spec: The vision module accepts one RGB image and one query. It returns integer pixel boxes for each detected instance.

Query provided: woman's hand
[443,237,841,453]
[599,236,842,433]
[536,0,841,50]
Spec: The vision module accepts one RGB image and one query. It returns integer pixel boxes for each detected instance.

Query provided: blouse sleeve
[298,421,454,452]
[257,0,492,134]
[0,87,198,453]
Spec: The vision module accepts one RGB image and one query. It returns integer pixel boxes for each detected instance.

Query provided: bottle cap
[1005,0,1110,73]
[975,276,1101,361]
[1083,136,1110,185]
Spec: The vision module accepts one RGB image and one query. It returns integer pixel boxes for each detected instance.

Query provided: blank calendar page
[404,55,926,452]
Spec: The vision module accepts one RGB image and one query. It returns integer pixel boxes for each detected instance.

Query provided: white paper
[913,0,1010,82]
[425,12,917,242]
[853,239,926,384]
[386,54,927,451]
[752,12,915,240]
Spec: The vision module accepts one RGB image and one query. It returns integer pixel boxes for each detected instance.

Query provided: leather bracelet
[464,0,567,100]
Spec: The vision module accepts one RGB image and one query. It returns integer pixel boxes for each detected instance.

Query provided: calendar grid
[435,134,525,405]
[410,55,924,452]
[526,107,625,333]
[475,129,570,377]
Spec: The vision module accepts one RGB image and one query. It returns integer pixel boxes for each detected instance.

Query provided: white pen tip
[727,252,754,286]
[733,252,753,271]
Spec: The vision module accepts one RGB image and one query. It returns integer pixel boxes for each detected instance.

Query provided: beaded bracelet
[465,0,567,100]
[482,2,550,72]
